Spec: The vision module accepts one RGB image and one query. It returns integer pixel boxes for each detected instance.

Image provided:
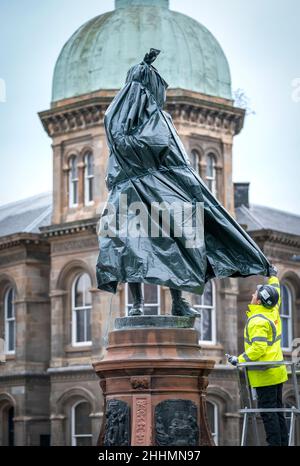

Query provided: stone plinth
[93,316,215,446]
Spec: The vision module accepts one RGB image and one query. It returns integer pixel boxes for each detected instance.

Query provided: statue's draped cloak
[96,59,270,294]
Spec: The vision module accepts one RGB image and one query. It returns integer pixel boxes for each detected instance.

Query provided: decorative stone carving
[39,97,244,138]
[155,400,199,446]
[130,376,150,390]
[132,395,151,445]
[103,399,130,446]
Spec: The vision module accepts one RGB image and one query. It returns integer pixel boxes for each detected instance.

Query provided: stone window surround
[62,147,95,212]
[189,146,222,199]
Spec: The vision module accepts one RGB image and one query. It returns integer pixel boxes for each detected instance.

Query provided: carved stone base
[93,316,215,446]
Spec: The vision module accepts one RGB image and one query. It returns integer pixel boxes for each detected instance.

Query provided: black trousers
[256,383,289,446]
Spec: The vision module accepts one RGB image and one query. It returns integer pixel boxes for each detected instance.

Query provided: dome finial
[115,0,169,9]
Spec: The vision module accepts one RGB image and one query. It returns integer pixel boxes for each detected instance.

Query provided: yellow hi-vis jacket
[238,276,288,388]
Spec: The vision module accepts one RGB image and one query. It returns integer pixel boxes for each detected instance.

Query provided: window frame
[71,400,93,447]
[125,283,161,316]
[280,282,293,351]
[206,400,219,445]
[4,287,16,355]
[69,155,79,208]
[71,273,92,347]
[84,152,94,206]
[190,149,201,175]
[191,281,216,344]
[205,153,217,197]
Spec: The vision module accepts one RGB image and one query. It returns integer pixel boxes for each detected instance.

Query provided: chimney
[234,182,250,208]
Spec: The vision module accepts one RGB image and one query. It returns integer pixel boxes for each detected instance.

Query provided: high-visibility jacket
[238,276,288,388]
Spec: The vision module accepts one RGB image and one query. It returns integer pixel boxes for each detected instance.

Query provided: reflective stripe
[246,314,277,345]
[247,364,280,371]
[251,336,268,343]
[244,335,281,347]
[242,352,252,362]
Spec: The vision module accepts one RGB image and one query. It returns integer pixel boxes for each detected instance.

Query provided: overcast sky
[1,0,299,214]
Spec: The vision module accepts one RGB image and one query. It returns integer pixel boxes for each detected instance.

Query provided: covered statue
[96,49,271,317]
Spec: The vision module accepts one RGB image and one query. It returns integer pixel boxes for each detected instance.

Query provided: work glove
[268,264,278,277]
[225,354,238,366]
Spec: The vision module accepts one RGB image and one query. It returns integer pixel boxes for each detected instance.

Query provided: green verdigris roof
[52,0,232,102]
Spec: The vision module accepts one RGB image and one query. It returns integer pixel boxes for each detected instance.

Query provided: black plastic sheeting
[96,49,271,295]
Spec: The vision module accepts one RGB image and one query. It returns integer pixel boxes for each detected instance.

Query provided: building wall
[0,88,300,446]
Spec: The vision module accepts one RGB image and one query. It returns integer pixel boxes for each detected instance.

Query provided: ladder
[237,361,300,446]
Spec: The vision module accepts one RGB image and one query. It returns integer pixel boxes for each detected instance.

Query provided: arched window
[69,155,78,207]
[4,287,15,354]
[190,150,200,174]
[72,273,92,346]
[84,152,94,205]
[71,401,92,446]
[206,153,217,196]
[280,283,293,350]
[184,281,216,343]
[125,284,160,316]
[206,401,219,445]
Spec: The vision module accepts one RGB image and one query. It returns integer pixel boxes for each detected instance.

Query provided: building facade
[0,0,299,446]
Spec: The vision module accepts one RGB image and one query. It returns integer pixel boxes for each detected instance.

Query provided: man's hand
[225,354,238,366]
[269,264,278,277]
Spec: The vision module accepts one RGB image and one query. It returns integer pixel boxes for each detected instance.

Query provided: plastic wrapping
[96,50,271,294]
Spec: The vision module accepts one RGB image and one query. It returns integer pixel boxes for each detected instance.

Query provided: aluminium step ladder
[237,361,300,446]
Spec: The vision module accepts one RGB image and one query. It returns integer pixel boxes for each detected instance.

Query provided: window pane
[281,318,289,348]
[206,155,214,177]
[127,285,133,305]
[86,310,91,341]
[86,153,93,175]
[75,402,91,435]
[190,150,200,172]
[203,282,213,306]
[84,274,92,306]
[75,276,84,307]
[6,288,14,318]
[71,157,77,178]
[206,402,215,434]
[201,308,212,341]
[88,179,93,202]
[280,285,290,316]
[8,321,15,351]
[76,436,92,446]
[144,284,157,304]
[76,310,85,342]
[73,181,78,204]
[144,306,158,316]
[190,292,202,306]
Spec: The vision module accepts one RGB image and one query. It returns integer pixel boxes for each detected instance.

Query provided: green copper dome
[52,0,232,102]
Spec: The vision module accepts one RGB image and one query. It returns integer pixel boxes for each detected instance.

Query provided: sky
[0,0,299,214]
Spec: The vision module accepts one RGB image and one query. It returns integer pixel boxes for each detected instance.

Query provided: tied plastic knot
[143,48,161,65]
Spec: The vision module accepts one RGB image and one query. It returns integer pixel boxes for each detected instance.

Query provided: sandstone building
[0,0,299,446]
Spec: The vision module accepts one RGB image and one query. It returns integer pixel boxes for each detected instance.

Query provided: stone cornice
[250,229,300,248]
[39,88,245,137]
[40,216,99,238]
[0,233,48,251]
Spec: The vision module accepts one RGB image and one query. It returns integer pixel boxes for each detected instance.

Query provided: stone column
[222,141,234,215]
[50,414,66,446]
[13,416,29,446]
[49,290,67,367]
[52,143,63,224]
[219,278,239,355]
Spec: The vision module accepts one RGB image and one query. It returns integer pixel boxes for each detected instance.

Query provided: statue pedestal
[93,316,215,446]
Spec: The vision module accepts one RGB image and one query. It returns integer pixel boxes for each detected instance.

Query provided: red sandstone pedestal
[93,316,215,446]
